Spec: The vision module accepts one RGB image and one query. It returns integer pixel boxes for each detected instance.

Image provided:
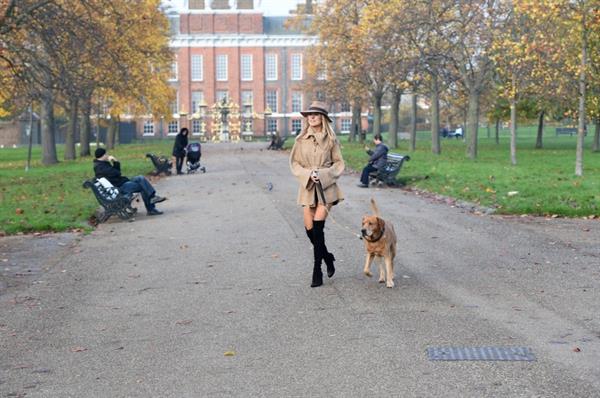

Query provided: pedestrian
[93,148,167,216]
[357,133,388,188]
[172,127,189,175]
[289,101,345,287]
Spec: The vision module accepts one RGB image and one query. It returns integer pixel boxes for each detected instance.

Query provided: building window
[265,53,277,81]
[267,118,278,134]
[191,55,203,81]
[189,0,205,9]
[241,54,253,81]
[216,90,228,102]
[169,61,178,81]
[341,118,351,133]
[191,91,204,114]
[143,120,155,136]
[192,119,203,135]
[216,54,228,81]
[266,90,277,113]
[316,91,326,101]
[211,0,230,9]
[291,92,302,112]
[169,16,180,36]
[170,97,178,115]
[317,67,327,80]
[341,102,351,112]
[291,119,302,134]
[291,54,302,80]
[241,91,253,112]
[168,120,179,135]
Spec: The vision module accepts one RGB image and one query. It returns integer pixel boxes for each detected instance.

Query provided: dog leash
[316,181,363,240]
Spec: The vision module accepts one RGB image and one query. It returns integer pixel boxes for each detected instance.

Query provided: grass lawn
[0,128,598,235]
[0,141,173,235]
[340,126,600,217]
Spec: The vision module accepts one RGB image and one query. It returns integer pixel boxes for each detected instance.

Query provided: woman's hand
[310,170,320,183]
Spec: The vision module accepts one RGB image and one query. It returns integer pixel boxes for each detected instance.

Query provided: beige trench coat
[289,130,345,206]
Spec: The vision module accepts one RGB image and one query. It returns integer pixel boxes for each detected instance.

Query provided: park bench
[83,178,138,223]
[555,127,586,136]
[368,152,411,186]
[146,153,172,176]
[267,135,288,150]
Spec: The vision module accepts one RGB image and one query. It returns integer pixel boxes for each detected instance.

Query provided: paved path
[1,142,600,397]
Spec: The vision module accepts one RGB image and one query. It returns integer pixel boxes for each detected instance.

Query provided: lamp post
[219,97,231,142]
[263,106,272,137]
[198,100,208,141]
[242,100,253,140]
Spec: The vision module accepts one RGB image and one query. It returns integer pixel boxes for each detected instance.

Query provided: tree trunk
[410,93,417,151]
[510,97,517,166]
[115,116,121,146]
[466,89,480,159]
[372,92,383,136]
[107,114,117,150]
[495,118,500,145]
[592,118,600,152]
[64,99,78,160]
[430,75,441,155]
[40,91,58,165]
[389,89,401,149]
[350,98,361,143]
[575,12,587,176]
[535,110,544,149]
[80,97,92,157]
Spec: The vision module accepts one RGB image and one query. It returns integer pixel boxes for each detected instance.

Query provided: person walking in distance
[289,101,345,287]
[172,127,189,175]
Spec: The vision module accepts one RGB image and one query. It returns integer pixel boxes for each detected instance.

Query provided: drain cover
[427,346,536,361]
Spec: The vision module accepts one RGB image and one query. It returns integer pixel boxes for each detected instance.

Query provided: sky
[162,0,302,16]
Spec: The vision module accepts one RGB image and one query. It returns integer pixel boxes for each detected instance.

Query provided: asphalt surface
[1,142,599,397]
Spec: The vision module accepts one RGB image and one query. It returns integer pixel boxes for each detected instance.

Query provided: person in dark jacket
[358,134,388,188]
[172,127,189,175]
[93,147,166,216]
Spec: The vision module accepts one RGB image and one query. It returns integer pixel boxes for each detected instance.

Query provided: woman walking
[289,101,345,287]
[172,127,189,175]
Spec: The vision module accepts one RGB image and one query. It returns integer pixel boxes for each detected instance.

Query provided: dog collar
[364,225,385,243]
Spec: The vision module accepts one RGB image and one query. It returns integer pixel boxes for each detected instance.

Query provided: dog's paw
[386,280,395,288]
[363,270,372,277]
[378,278,385,283]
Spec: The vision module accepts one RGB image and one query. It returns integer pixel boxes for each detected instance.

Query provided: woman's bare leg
[313,204,331,221]
[303,206,316,229]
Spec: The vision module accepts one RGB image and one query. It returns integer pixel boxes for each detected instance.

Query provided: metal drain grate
[427,346,536,361]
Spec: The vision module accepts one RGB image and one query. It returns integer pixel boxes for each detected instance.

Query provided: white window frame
[267,118,278,134]
[291,53,303,81]
[216,54,228,81]
[241,54,253,81]
[291,92,302,113]
[143,120,155,136]
[341,118,352,134]
[167,120,179,136]
[191,54,203,81]
[266,90,278,113]
[191,91,204,114]
[241,90,253,112]
[265,53,277,81]
[169,61,178,81]
[192,119,202,136]
[291,119,302,134]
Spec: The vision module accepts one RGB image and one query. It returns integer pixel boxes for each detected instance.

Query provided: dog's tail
[370,198,380,217]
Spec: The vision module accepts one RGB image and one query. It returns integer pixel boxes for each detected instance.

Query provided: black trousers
[175,155,185,174]
[360,164,378,185]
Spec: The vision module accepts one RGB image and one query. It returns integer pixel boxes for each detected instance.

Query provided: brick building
[140,0,356,140]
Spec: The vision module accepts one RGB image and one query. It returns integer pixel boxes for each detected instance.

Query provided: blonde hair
[297,114,338,149]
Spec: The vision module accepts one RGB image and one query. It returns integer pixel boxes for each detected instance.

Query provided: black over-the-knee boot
[312,221,335,278]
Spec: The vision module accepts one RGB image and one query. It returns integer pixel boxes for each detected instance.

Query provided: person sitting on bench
[358,134,388,188]
[93,147,167,216]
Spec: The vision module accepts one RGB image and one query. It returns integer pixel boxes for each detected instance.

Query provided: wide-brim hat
[300,101,332,123]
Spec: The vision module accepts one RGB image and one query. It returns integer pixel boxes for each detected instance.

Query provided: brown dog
[361,198,397,288]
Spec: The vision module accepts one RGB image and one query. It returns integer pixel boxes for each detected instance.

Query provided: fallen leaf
[175,319,193,326]
[15,208,24,215]
[70,346,87,352]
[573,347,581,352]
[224,351,236,357]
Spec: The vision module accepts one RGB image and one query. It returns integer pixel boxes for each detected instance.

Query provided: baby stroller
[186,142,206,174]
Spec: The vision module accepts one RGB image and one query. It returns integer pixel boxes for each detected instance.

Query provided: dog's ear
[377,217,385,232]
